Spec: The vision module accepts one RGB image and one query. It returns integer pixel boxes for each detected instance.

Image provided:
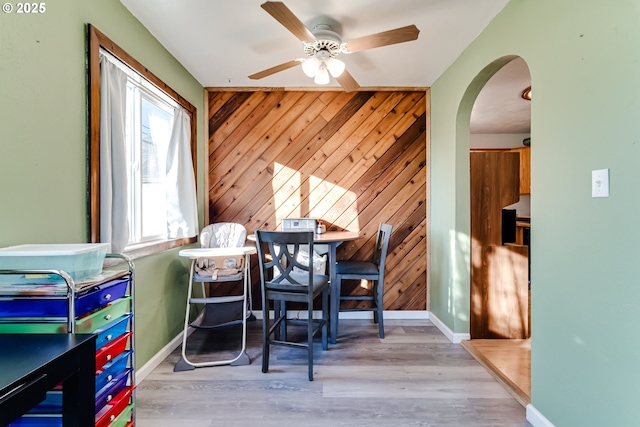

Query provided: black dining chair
[254,230,330,381]
[335,223,393,339]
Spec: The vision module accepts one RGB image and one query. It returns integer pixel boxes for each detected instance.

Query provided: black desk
[0,334,96,426]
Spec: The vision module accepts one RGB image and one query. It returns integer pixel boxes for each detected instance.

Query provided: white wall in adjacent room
[470,133,530,149]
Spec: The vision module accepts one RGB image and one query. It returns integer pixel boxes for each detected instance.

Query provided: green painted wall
[4,0,640,424]
[0,1,204,369]
[430,1,640,425]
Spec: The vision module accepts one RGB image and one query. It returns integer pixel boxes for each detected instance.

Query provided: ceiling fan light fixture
[252,2,418,91]
[326,57,345,78]
[302,57,321,78]
[314,64,330,85]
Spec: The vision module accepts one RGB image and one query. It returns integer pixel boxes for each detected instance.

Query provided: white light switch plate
[592,169,610,198]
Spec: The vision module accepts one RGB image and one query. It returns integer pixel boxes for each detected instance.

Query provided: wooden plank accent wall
[206,90,428,311]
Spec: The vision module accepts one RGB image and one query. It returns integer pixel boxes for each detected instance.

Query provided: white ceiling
[471,57,531,134]
[119,0,529,134]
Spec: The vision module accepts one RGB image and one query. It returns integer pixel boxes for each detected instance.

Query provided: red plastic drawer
[95,332,131,369]
[95,386,134,427]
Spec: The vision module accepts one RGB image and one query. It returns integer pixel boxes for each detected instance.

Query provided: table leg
[328,242,339,344]
[62,336,95,426]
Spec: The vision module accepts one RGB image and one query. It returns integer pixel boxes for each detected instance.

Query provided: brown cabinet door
[470,151,529,339]
[512,147,530,194]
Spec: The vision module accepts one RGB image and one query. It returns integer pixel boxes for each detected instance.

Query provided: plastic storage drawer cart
[0,248,135,427]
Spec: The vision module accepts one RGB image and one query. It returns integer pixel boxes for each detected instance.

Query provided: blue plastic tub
[0,244,110,282]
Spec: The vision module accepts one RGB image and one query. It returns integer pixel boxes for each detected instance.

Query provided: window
[88,25,198,258]
[128,72,175,245]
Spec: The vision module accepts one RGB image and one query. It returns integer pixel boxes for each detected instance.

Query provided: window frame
[88,24,197,259]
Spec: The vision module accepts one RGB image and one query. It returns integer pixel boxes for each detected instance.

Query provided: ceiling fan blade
[336,69,360,92]
[261,1,316,43]
[343,25,420,53]
[248,59,303,80]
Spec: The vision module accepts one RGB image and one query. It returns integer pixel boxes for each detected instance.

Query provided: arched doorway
[457,55,532,405]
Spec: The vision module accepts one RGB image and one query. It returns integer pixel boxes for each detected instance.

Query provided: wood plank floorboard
[461,339,531,407]
[136,319,532,427]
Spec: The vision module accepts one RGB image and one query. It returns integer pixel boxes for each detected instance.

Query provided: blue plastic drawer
[8,414,61,427]
[0,298,70,319]
[96,350,132,392]
[0,278,128,319]
[95,368,131,414]
[29,391,61,414]
[75,278,129,316]
[94,314,131,350]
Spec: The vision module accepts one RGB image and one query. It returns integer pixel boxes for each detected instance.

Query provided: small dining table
[249,230,361,344]
[313,231,361,343]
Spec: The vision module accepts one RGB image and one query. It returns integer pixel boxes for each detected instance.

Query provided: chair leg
[307,298,314,381]
[376,281,384,339]
[372,280,379,324]
[322,288,328,351]
[261,296,269,374]
[331,274,342,342]
[278,300,287,341]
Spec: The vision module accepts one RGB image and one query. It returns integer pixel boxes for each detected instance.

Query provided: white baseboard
[526,404,555,427]
[136,312,204,384]
[250,310,429,320]
[352,310,430,320]
[136,331,184,384]
[428,311,470,344]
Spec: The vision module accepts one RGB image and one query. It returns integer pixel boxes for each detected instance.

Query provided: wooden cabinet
[511,146,530,194]
[470,151,526,339]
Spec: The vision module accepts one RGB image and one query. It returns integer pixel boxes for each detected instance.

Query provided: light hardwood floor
[136,319,531,426]
[461,339,531,407]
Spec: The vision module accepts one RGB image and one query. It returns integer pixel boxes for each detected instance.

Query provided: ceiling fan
[248,1,420,92]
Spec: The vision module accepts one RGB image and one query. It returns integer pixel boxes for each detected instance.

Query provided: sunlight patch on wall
[484,245,528,337]
[274,163,359,231]
[333,191,360,231]
[451,229,471,322]
[309,174,333,217]
[272,163,301,223]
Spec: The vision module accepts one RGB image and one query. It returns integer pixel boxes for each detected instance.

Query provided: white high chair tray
[179,246,256,259]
